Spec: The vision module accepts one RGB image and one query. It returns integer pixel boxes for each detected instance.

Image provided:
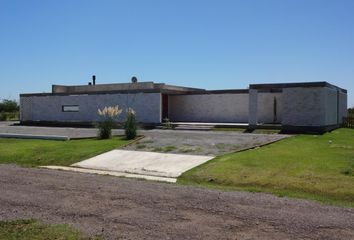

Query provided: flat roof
[20,81,347,97]
[250,81,347,93]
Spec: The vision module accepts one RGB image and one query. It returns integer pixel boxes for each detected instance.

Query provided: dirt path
[0,165,353,240]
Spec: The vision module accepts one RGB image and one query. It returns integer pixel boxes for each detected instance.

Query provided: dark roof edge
[20,89,163,97]
[20,88,250,97]
[250,81,347,93]
[158,83,205,92]
[171,89,249,95]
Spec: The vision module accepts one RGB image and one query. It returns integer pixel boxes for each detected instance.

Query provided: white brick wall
[20,93,161,123]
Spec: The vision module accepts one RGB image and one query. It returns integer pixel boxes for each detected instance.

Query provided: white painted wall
[168,93,249,123]
[20,93,162,123]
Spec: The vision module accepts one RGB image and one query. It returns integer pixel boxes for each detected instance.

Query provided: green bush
[97,106,122,139]
[162,118,173,129]
[0,113,5,121]
[0,99,19,121]
[0,112,19,121]
[97,119,115,139]
[349,108,354,118]
[0,99,19,112]
[124,108,137,140]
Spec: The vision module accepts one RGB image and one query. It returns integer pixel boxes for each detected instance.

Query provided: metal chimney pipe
[92,75,96,85]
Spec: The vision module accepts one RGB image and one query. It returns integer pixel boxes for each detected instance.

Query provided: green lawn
[0,219,100,240]
[178,128,354,207]
[0,137,130,167]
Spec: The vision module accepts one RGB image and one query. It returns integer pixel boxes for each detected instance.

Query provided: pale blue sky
[0,0,353,106]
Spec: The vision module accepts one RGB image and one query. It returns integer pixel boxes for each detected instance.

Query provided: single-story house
[20,80,347,133]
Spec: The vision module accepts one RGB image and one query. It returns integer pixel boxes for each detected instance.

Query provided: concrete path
[66,150,213,182]
[41,166,177,183]
[0,133,69,141]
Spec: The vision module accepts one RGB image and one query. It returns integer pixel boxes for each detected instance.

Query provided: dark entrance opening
[162,94,169,120]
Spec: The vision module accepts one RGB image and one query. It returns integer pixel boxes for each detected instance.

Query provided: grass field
[0,137,130,167]
[0,219,99,240]
[178,128,354,207]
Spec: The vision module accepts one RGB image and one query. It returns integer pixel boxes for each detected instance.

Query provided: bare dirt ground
[0,165,353,240]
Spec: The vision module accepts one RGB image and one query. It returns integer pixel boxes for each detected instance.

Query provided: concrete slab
[0,122,124,139]
[0,133,69,141]
[41,166,177,183]
[172,122,249,126]
[72,150,214,178]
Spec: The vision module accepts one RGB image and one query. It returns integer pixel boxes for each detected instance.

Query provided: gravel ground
[124,130,289,155]
[0,165,353,240]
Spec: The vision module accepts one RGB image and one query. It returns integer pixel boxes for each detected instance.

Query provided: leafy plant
[0,99,19,112]
[348,108,354,118]
[97,106,122,139]
[0,99,19,121]
[0,112,19,121]
[162,118,173,129]
[124,108,137,140]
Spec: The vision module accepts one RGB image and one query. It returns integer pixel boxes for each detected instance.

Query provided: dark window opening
[62,105,79,112]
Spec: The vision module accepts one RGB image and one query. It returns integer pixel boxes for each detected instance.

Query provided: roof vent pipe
[131,76,138,83]
[92,75,96,85]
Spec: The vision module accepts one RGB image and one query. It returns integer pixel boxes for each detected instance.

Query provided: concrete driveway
[44,150,213,182]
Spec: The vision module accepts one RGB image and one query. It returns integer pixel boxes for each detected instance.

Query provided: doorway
[162,94,169,120]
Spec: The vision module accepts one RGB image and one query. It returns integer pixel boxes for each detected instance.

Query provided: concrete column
[248,89,258,127]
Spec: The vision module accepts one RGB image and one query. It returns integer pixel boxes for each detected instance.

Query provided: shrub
[0,99,19,122]
[349,108,354,118]
[0,112,19,121]
[97,106,122,139]
[124,108,137,140]
[162,118,173,129]
[0,113,5,121]
[0,99,19,112]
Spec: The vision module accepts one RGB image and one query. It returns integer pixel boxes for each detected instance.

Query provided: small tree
[124,108,137,140]
[0,99,19,113]
[162,118,173,129]
[349,108,354,117]
[97,106,122,139]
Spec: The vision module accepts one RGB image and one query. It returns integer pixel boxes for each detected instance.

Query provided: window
[62,105,79,112]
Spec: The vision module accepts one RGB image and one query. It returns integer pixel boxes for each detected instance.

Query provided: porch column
[249,89,258,128]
